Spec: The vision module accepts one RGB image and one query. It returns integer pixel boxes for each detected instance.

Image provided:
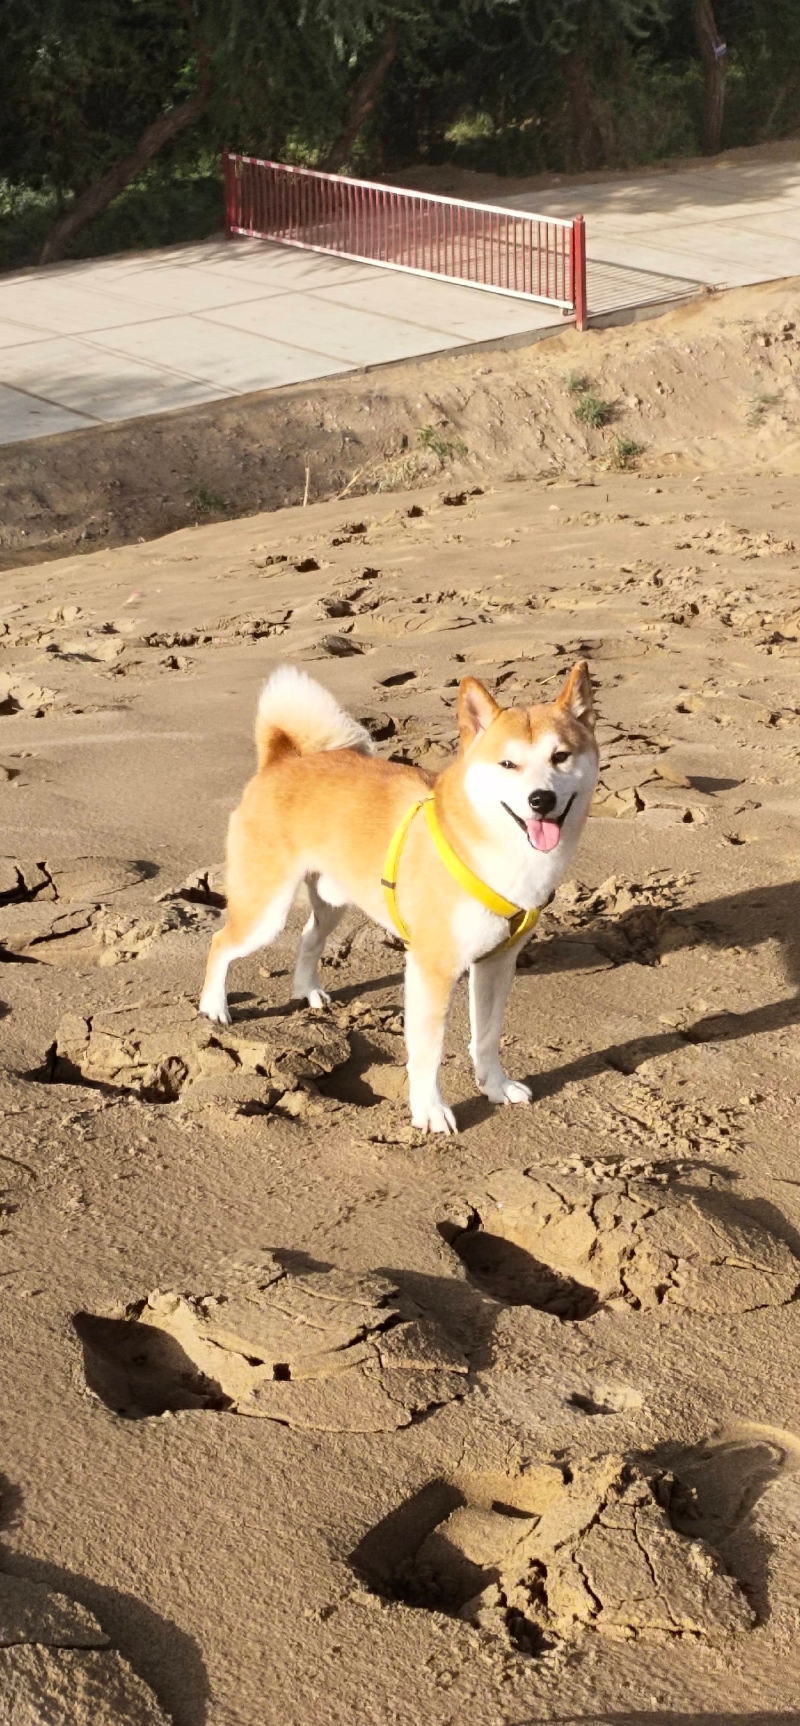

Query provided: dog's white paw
[411,1103,458,1135]
[306,989,331,1011]
[199,998,231,1027]
[501,1078,532,1106]
[481,1076,532,1106]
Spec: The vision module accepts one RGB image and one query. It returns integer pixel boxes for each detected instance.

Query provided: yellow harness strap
[381,795,540,958]
[381,797,428,942]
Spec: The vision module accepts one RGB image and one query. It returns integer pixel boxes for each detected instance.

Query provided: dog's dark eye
[499,759,519,770]
[551,749,571,766]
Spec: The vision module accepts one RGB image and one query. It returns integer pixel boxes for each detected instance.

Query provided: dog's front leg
[404,952,457,1134]
[469,945,532,1106]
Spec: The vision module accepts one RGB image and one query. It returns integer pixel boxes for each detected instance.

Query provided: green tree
[0,0,412,261]
[2,0,799,268]
[379,0,674,174]
[0,0,206,260]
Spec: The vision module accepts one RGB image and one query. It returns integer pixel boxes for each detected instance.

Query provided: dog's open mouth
[502,793,576,853]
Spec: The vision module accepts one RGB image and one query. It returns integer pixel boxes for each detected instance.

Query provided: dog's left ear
[458,677,499,749]
[556,660,594,725]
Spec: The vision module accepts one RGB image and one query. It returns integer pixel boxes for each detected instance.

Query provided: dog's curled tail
[255,666,375,770]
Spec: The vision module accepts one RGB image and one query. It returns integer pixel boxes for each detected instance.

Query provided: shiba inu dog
[200,662,598,1133]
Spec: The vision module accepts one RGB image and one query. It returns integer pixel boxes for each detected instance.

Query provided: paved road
[506,151,800,293]
[0,239,564,446]
[0,151,797,446]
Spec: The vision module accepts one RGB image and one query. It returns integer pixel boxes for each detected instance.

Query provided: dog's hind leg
[469,945,532,1105]
[200,877,299,1026]
[292,875,346,1009]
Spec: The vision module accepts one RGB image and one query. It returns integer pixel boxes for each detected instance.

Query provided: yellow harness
[381,795,540,959]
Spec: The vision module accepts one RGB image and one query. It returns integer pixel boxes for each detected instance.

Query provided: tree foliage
[0,0,194,193]
[0,0,798,266]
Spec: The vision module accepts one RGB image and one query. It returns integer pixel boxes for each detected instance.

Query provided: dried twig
[337,466,366,499]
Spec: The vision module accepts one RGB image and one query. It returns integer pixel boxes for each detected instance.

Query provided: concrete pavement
[505,151,800,290]
[0,240,562,446]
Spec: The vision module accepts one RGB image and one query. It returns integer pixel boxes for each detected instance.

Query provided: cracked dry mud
[443,1164,800,1317]
[0,854,214,969]
[46,996,351,1113]
[352,1453,753,1649]
[5,285,800,1724]
[74,1255,468,1430]
[0,1540,170,1726]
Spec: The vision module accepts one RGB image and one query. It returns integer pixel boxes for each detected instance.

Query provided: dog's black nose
[528,788,557,816]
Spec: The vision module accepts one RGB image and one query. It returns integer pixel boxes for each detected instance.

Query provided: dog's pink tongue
[527,817,561,852]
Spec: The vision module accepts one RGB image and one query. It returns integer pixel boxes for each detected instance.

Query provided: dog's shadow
[0,1474,210,1726]
[229,968,405,1020]
[521,875,800,1100]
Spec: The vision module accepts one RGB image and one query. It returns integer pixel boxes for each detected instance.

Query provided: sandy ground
[3,316,800,1724]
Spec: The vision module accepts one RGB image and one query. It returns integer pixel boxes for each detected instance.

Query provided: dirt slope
[2,276,800,569]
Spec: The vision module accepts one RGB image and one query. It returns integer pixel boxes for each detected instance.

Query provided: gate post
[572,214,588,331]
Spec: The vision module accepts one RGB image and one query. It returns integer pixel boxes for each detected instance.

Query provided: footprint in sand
[350,1451,754,1653]
[73,1254,467,1432]
[440,1165,800,1319]
[0,1508,171,1725]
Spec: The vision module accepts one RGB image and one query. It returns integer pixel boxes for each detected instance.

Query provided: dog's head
[457,662,598,854]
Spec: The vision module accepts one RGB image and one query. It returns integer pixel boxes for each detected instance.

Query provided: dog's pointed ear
[458,677,500,749]
[556,660,594,725]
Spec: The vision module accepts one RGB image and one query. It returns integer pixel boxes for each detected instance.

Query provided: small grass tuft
[189,483,226,514]
[609,433,645,470]
[573,390,614,429]
[746,392,781,428]
[564,370,592,395]
[418,425,468,464]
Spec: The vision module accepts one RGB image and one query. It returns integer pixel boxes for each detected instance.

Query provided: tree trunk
[761,67,800,140]
[564,49,599,174]
[693,0,727,155]
[39,91,208,265]
[322,21,398,173]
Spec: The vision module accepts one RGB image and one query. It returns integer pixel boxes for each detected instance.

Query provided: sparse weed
[746,392,781,428]
[564,370,592,395]
[609,433,644,470]
[339,450,427,496]
[418,424,468,464]
[573,390,614,429]
[376,454,427,491]
[189,483,226,514]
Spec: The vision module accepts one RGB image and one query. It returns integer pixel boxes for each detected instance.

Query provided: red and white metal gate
[223,152,587,329]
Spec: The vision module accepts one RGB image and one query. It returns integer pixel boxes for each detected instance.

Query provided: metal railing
[224,152,587,329]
